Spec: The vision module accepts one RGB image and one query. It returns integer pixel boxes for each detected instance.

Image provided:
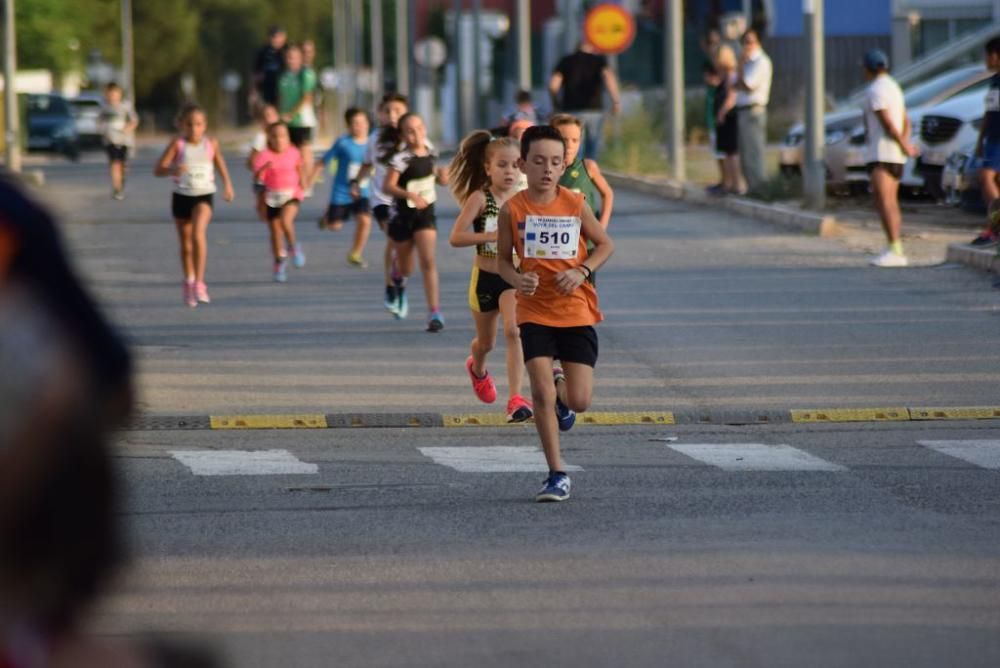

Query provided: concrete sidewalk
[606,171,994,274]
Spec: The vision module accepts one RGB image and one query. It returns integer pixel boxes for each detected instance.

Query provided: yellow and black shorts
[468,266,513,313]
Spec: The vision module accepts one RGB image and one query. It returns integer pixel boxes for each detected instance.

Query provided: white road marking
[169,449,318,476]
[918,440,1000,470]
[418,446,582,473]
[665,443,847,472]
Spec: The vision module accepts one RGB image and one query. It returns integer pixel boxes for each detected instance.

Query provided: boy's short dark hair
[516,89,533,105]
[104,82,122,93]
[987,37,1000,57]
[520,125,566,160]
[344,106,367,125]
[380,92,409,108]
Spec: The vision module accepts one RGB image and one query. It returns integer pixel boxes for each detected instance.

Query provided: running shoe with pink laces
[465,355,497,404]
[182,280,197,308]
[506,395,533,423]
[194,281,210,304]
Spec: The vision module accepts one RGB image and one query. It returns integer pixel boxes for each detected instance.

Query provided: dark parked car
[26,94,80,160]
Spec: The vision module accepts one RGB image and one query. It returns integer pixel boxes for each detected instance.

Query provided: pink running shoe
[183,280,197,308]
[194,281,211,304]
[465,356,497,404]
[506,395,534,423]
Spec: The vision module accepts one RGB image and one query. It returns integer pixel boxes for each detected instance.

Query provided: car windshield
[904,68,985,108]
[28,96,70,115]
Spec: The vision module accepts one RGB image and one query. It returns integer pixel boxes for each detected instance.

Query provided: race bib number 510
[523,215,580,259]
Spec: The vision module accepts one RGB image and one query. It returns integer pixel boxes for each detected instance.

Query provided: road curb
[125,407,1000,431]
[945,242,1000,273]
[605,171,842,237]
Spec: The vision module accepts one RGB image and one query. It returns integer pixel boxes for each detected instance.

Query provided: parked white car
[911,89,985,196]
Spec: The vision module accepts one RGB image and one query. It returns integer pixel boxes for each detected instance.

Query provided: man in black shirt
[548,41,622,160]
[252,25,287,109]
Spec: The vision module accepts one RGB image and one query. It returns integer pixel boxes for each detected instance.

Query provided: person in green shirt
[279,43,318,190]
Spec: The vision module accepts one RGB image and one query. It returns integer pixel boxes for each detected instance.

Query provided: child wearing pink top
[253,122,307,282]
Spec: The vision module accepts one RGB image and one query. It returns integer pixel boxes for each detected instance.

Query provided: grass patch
[602,110,670,176]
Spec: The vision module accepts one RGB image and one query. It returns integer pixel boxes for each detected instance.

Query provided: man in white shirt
[861,49,918,268]
[735,29,772,195]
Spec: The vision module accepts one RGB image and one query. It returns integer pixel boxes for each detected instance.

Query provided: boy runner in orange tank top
[497,126,615,502]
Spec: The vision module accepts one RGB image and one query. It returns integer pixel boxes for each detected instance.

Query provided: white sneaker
[869,249,909,268]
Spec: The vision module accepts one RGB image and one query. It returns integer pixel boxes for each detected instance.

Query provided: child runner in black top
[448,131,533,422]
[381,113,449,331]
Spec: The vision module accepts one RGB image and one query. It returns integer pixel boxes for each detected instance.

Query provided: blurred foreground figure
[0,175,219,667]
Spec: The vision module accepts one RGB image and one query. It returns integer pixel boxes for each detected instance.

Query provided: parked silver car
[70,92,105,147]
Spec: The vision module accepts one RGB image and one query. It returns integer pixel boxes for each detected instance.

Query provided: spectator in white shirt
[861,49,918,268]
[735,29,772,196]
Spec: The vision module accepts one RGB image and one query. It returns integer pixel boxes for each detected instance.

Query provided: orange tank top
[505,187,602,328]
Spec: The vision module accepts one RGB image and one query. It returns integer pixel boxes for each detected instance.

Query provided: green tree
[16,0,118,79]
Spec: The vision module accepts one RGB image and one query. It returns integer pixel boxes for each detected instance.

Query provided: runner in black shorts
[381,113,449,329]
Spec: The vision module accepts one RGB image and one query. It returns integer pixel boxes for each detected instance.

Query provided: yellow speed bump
[443,413,521,427]
[210,414,328,429]
[443,411,675,427]
[579,412,675,425]
[791,408,908,423]
[909,407,1000,421]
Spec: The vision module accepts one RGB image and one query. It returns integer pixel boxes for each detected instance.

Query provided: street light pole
[664,0,685,181]
[2,0,19,172]
[453,0,464,140]
[517,0,531,91]
[370,0,384,102]
[120,0,135,102]
[803,0,826,209]
[395,0,409,95]
[472,0,482,129]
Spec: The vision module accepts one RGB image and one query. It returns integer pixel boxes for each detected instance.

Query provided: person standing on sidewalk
[861,49,918,268]
[734,29,772,197]
[970,37,1000,247]
[548,42,622,161]
[252,26,287,109]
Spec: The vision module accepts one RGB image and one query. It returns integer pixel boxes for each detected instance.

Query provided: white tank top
[173,138,217,196]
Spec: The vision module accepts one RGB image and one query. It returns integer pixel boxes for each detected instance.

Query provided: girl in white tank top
[172,136,217,196]
[154,104,234,308]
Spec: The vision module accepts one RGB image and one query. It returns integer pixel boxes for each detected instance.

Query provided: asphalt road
[22,148,1000,667]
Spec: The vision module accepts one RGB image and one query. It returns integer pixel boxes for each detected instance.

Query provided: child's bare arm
[585,159,614,229]
[553,203,613,295]
[448,191,490,248]
[153,141,178,177]
[212,140,235,201]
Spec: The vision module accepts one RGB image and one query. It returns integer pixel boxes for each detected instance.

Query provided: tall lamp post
[3,0,20,172]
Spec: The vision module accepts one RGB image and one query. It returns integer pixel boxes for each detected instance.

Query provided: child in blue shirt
[317,107,373,267]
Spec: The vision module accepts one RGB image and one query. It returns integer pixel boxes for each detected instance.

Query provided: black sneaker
[970,231,998,247]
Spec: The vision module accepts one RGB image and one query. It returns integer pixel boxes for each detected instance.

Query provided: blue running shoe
[536,472,571,502]
[426,310,445,332]
[273,257,288,283]
[555,397,576,431]
[394,288,408,319]
[290,243,306,268]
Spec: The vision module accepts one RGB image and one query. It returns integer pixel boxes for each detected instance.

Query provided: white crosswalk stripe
[917,440,1000,470]
[170,449,319,476]
[664,443,847,472]
[418,446,583,473]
